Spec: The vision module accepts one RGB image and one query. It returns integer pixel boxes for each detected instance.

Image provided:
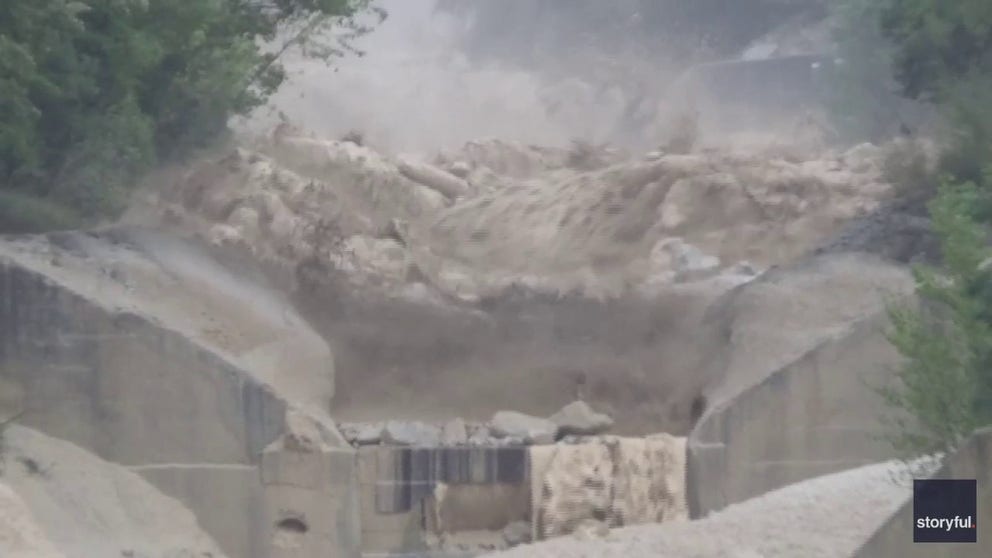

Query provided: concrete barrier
[687,312,902,518]
[853,427,992,557]
[0,235,358,558]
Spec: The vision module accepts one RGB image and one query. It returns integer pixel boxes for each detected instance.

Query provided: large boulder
[381,420,442,447]
[490,412,558,445]
[549,401,614,436]
[339,422,383,446]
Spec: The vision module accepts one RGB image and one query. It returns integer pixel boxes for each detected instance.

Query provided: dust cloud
[239,0,667,155]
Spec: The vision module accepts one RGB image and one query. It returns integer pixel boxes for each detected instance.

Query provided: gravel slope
[0,425,226,558]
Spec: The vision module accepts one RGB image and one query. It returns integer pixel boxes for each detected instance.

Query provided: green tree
[879,0,992,183]
[879,0,992,102]
[0,0,383,232]
[882,174,992,456]
[832,0,992,455]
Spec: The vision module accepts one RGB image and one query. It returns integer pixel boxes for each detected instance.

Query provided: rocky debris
[549,401,614,436]
[397,155,471,199]
[447,161,472,179]
[558,435,603,445]
[468,424,495,446]
[440,418,470,446]
[381,420,443,447]
[490,411,558,445]
[281,409,328,453]
[648,237,721,283]
[151,129,905,306]
[338,419,536,447]
[503,521,532,547]
[338,422,383,446]
[814,197,938,265]
[566,140,624,171]
[571,520,611,541]
[435,138,569,179]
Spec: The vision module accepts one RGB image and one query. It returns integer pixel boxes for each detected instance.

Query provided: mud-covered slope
[131,131,928,434]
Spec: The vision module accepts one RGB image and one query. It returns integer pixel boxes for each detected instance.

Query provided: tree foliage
[879,0,992,102]
[0,0,382,232]
[855,0,992,455]
[882,175,992,455]
[879,0,992,183]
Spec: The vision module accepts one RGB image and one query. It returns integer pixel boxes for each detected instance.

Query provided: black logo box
[913,479,978,543]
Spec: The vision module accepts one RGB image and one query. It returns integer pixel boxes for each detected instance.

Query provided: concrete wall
[853,428,992,558]
[687,313,901,517]
[0,253,358,558]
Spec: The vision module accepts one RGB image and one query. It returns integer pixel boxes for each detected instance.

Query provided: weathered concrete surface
[687,313,902,518]
[686,253,914,518]
[0,230,355,558]
[853,428,992,557]
[262,426,362,558]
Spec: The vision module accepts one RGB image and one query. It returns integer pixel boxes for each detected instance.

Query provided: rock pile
[338,401,615,448]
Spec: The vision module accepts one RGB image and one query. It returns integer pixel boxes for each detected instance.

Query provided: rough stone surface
[490,412,558,445]
[381,421,443,447]
[530,436,687,541]
[549,401,614,436]
[340,422,383,446]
